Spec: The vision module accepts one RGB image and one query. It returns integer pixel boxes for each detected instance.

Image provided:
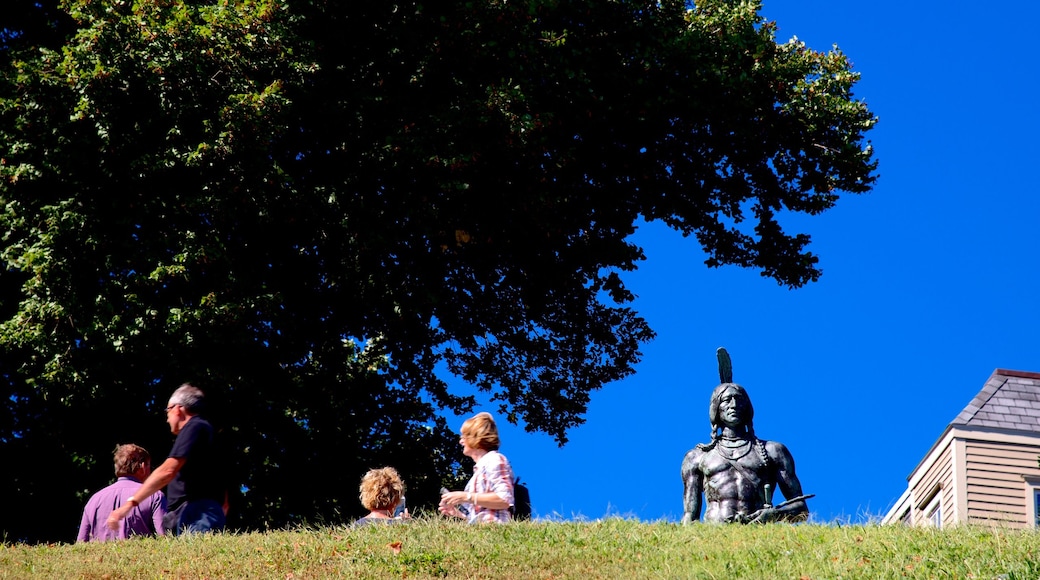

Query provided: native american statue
[680,348,812,524]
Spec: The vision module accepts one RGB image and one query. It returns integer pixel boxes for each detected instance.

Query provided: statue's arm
[680,450,703,525]
[768,441,808,522]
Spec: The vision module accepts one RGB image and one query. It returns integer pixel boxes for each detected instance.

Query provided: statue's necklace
[716,438,753,460]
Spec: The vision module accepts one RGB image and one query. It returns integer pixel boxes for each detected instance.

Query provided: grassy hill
[3,517,1040,579]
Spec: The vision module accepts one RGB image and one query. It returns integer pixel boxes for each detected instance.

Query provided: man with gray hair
[107,383,227,535]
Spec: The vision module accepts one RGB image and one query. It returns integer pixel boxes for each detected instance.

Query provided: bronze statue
[681,349,811,524]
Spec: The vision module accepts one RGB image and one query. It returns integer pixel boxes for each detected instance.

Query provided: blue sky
[449,0,1040,523]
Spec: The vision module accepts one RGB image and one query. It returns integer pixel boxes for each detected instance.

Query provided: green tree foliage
[0,0,876,541]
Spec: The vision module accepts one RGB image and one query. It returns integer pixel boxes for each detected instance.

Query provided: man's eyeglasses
[165,404,179,412]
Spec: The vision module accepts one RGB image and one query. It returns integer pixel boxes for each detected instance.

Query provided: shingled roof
[951,369,1040,433]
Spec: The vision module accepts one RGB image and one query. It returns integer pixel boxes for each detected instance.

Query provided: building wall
[882,369,1040,528]
[964,439,1040,527]
[888,430,1040,528]
[909,442,954,527]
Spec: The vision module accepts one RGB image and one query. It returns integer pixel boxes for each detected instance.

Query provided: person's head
[708,383,754,435]
[460,412,500,454]
[166,383,205,434]
[113,443,151,480]
[359,467,405,512]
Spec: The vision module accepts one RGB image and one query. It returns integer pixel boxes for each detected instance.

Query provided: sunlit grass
[3,516,1040,579]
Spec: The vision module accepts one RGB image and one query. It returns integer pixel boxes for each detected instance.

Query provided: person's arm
[438,489,511,513]
[680,449,703,524]
[478,455,514,510]
[439,490,469,518]
[106,457,185,530]
[470,490,511,510]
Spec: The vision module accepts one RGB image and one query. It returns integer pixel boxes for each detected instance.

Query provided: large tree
[0,0,875,541]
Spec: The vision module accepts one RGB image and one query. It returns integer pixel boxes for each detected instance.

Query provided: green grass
[3,517,1040,579]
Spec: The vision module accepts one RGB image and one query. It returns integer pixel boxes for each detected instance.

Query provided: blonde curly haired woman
[355,467,408,526]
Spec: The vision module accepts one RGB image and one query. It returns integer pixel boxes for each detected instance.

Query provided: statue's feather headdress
[717,347,733,384]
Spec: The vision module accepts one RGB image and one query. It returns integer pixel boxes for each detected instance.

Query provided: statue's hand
[746,507,779,524]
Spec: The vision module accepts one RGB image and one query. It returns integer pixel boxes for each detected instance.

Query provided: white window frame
[924,494,942,528]
[915,481,943,528]
[1022,476,1040,528]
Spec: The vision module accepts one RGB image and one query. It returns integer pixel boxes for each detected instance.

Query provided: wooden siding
[964,440,1040,528]
[910,444,953,526]
[940,480,956,527]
